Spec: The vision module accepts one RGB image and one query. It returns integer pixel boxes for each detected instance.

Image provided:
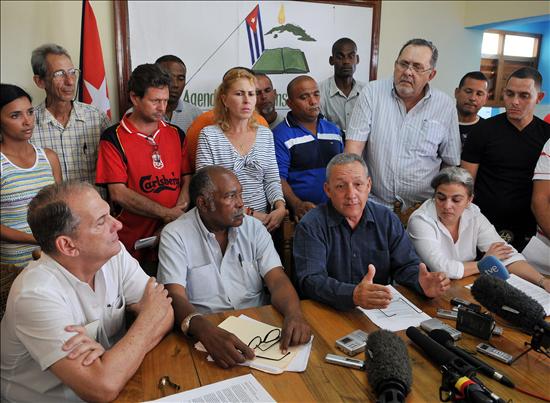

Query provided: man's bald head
[287,75,316,100]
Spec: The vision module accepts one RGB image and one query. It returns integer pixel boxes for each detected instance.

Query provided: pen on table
[238,253,243,267]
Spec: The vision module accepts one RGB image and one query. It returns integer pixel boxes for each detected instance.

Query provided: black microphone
[429,329,514,388]
[365,330,412,403]
[406,326,503,403]
[471,275,549,337]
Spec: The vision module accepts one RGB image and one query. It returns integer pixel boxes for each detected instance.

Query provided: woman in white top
[407,167,549,291]
[196,68,286,231]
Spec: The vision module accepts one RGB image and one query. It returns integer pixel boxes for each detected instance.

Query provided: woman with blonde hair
[196,68,286,231]
[407,167,548,291]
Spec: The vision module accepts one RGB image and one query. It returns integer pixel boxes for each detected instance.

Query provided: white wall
[378,1,482,97]
[0,0,119,119]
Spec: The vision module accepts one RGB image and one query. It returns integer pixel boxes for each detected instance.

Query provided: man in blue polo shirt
[273,75,343,221]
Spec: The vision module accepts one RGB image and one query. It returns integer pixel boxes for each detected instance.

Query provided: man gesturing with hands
[294,153,450,310]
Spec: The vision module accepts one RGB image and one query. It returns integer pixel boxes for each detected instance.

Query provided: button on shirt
[31,101,110,184]
[158,208,282,313]
[346,79,461,209]
[319,76,365,132]
[0,246,148,403]
[293,201,424,311]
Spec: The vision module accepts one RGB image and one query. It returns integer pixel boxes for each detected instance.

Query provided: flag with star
[245,5,265,65]
[79,0,111,118]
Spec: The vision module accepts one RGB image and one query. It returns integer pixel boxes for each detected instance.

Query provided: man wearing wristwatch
[157,166,311,368]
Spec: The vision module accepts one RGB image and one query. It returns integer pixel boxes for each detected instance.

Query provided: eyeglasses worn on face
[395,60,432,74]
[247,328,291,361]
[51,68,80,81]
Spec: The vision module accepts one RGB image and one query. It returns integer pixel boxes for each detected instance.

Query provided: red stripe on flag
[245,5,259,33]
[81,0,111,118]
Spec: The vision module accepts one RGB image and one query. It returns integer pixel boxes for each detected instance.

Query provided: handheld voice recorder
[335,330,368,356]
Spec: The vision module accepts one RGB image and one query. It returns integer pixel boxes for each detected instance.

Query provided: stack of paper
[148,374,275,402]
[195,315,313,374]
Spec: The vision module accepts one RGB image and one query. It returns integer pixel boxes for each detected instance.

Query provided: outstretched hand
[352,264,393,309]
[418,263,450,298]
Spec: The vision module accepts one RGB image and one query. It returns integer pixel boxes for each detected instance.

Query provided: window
[480,30,541,107]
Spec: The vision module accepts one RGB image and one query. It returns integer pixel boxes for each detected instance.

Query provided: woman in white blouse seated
[407,167,549,292]
[196,68,286,231]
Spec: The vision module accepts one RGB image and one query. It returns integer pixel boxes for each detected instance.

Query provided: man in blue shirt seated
[273,75,343,222]
[293,153,450,310]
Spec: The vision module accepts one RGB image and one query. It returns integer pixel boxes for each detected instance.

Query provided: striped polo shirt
[273,113,343,205]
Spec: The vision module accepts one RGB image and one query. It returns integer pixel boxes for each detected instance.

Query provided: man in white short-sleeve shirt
[158,166,311,369]
[1,182,173,402]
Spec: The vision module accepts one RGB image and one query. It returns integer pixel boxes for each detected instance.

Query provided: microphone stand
[511,324,550,364]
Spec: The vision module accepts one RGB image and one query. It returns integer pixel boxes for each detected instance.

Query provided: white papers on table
[194,315,313,374]
[507,274,550,316]
[147,374,275,402]
[357,285,430,331]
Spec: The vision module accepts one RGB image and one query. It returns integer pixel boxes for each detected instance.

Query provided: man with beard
[319,38,365,133]
[155,55,201,132]
[273,76,343,221]
[255,73,285,130]
[157,166,311,368]
[345,38,460,211]
[455,71,489,146]
[96,64,188,265]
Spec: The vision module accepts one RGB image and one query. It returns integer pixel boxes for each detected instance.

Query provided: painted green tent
[252,47,309,74]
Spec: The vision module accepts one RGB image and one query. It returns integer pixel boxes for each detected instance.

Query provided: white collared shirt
[158,208,281,313]
[0,245,148,403]
[407,199,524,279]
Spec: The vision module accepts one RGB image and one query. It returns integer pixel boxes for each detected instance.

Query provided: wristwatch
[181,312,202,336]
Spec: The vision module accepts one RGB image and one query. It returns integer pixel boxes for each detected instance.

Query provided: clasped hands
[352,263,450,309]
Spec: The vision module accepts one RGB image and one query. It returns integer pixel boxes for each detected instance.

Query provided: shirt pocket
[103,294,125,340]
[187,263,220,301]
[239,260,263,296]
[406,119,444,157]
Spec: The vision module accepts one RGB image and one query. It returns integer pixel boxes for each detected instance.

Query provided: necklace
[135,130,163,169]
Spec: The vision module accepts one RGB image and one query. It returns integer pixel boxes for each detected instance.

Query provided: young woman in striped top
[1,84,62,267]
[196,68,286,231]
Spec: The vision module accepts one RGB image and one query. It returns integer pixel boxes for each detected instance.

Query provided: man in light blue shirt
[158,166,311,368]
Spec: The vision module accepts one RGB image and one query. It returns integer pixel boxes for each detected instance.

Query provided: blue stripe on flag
[253,30,261,61]
[245,24,255,64]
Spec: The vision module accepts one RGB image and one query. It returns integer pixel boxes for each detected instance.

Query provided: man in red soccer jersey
[96,64,189,269]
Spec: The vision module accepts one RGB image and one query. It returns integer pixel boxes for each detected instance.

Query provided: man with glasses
[345,38,460,212]
[157,165,311,368]
[31,43,110,184]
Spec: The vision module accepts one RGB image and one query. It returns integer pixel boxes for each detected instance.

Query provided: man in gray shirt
[158,166,311,368]
[319,38,365,133]
[345,38,460,210]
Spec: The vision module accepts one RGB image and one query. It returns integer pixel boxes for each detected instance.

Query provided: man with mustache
[319,37,365,133]
[157,166,311,368]
[273,75,343,221]
[455,71,489,146]
[255,73,285,130]
[461,67,549,251]
[96,64,189,266]
[30,43,110,184]
[345,38,461,212]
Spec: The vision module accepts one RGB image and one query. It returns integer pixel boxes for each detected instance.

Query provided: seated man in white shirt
[158,165,311,369]
[1,182,174,402]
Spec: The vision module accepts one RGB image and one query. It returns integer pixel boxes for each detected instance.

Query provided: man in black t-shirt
[455,71,489,146]
[461,67,550,251]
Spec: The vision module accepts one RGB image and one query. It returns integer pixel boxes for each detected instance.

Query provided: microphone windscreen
[471,275,545,332]
[366,330,412,397]
[477,256,510,280]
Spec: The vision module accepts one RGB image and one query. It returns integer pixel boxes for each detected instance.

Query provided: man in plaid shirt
[30,43,109,185]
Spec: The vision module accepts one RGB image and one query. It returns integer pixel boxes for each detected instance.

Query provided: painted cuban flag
[245,5,265,65]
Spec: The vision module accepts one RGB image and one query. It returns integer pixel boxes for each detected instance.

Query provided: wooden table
[116,278,549,402]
